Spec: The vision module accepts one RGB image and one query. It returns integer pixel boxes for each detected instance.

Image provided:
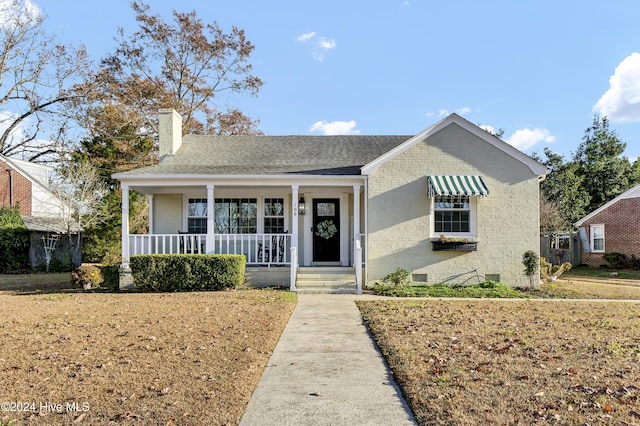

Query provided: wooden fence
[540,233,582,266]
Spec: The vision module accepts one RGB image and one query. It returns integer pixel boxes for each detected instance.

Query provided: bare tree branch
[0,0,88,162]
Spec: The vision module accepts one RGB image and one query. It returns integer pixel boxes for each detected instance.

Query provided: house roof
[22,216,81,233]
[113,113,549,182]
[0,153,52,190]
[575,184,640,227]
[117,135,411,177]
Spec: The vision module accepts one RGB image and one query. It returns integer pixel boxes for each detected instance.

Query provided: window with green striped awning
[427,175,489,197]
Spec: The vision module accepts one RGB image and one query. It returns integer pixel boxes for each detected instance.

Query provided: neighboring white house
[113,109,548,290]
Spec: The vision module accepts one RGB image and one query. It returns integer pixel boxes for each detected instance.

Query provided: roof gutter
[114,173,367,186]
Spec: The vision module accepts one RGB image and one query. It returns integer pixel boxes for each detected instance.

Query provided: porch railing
[127,233,292,265]
[214,233,291,265]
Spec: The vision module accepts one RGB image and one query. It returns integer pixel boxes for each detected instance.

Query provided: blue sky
[32,0,640,161]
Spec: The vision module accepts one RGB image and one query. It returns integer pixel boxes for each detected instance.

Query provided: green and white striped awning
[427,175,489,197]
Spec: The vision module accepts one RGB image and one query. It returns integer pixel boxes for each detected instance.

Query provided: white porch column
[291,185,299,291]
[291,185,299,251]
[207,184,215,254]
[353,184,361,244]
[353,184,362,293]
[121,185,130,263]
[147,195,154,234]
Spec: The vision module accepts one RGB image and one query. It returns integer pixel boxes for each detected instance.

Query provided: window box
[431,241,477,251]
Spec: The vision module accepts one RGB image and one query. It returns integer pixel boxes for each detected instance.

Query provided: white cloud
[0,0,40,30]
[296,32,316,42]
[401,1,410,6]
[593,52,640,122]
[429,107,471,118]
[318,37,336,50]
[506,128,556,150]
[479,124,496,134]
[297,31,336,61]
[309,120,360,135]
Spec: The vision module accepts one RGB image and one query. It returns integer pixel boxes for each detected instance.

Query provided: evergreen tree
[572,116,640,210]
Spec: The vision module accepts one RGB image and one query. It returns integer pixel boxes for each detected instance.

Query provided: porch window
[434,196,470,233]
[187,198,207,234]
[590,224,604,253]
[215,198,257,234]
[264,198,285,233]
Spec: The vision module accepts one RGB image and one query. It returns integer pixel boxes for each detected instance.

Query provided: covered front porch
[119,177,365,291]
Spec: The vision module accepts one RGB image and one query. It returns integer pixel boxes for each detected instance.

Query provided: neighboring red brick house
[575,184,640,267]
[1,156,35,215]
[0,154,82,268]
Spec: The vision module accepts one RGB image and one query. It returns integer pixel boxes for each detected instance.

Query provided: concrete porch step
[295,267,357,294]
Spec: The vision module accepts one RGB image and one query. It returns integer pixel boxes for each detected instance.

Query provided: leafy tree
[77,0,264,141]
[0,0,87,162]
[81,187,148,264]
[73,121,156,188]
[71,117,154,263]
[70,1,264,263]
[536,116,640,228]
[534,148,590,226]
[572,116,640,210]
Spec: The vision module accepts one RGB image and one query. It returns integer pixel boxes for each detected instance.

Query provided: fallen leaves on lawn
[0,290,295,425]
[358,299,640,425]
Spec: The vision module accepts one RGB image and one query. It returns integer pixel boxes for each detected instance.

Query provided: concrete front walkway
[240,294,417,426]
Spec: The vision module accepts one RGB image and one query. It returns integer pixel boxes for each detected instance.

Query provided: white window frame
[263,197,286,234]
[214,197,258,234]
[186,198,208,234]
[430,196,477,238]
[590,224,605,253]
[183,193,289,235]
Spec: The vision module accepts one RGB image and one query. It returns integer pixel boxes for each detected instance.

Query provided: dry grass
[3,272,639,425]
[0,273,73,291]
[540,276,640,300]
[358,299,640,425]
[0,287,295,425]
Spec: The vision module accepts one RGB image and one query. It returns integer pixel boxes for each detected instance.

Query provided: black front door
[312,198,340,262]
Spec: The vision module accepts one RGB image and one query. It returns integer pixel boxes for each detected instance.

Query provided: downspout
[8,169,14,206]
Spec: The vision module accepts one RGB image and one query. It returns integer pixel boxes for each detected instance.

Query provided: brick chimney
[158,109,183,160]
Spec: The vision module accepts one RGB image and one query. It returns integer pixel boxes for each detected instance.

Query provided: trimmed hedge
[0,206,29,273]
[130,254,246,292]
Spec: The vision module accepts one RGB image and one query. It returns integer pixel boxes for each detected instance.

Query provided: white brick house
[114,109,548,290]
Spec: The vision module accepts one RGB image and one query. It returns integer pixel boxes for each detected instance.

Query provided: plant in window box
[432,235,477,251]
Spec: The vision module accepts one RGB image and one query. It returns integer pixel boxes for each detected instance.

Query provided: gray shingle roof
[122,135,411,176]
[22,216,82,233]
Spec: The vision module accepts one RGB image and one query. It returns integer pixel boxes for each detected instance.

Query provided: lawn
[3,272,640,425]
[538,275,640,299]
[0,287,295,425]
[358,299,640,425]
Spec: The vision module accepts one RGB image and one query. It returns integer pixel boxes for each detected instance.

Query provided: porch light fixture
[298,197,306,215]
